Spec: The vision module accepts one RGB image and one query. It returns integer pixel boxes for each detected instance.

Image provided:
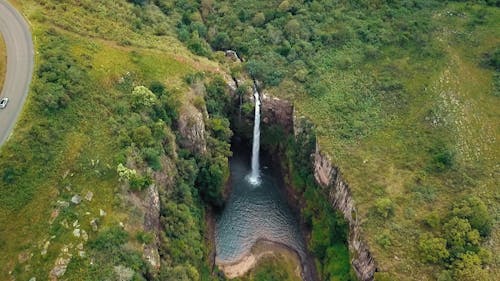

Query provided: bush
[443,217,480,255]
[196,156,227,207]
[429,143,454,172]
[132,85,157,108]
[88,227,128,252]
[418,234,449,263]
[374,197,395,218]
[452,252,488,281]
[451,197,493,237]
[129,174,153,191]
[136,231,154,244]
[142,147,162,171]
[481,48,500,71]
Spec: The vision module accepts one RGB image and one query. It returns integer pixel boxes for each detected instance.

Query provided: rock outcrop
[177,104,207,155]
[143,184,161,271]
[261,94,294,134]
[313,144,376,281]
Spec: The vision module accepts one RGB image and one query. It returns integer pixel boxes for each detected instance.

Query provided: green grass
[293,3,500,280]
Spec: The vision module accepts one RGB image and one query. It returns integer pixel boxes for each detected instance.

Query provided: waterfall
[248,84,261,185]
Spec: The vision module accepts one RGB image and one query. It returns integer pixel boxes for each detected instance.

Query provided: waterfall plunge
[247,85,261,185]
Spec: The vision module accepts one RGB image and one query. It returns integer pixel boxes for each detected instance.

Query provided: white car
[0,97,9,109]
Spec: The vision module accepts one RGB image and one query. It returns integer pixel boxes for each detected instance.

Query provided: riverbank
[216,239,302,279]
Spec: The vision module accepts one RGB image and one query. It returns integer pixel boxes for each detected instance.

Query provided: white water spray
[248,84,261,185]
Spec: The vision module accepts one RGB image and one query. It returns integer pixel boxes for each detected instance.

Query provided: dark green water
[215,143,307,269]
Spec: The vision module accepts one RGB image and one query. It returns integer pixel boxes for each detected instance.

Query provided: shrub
[418,234,449,263]
[131,125,154,147]
[132,85,157,108]
[203,75,231,116]
[451,197,493,237]
[374,197,395,218]
[443,217,480,255]
[452,252,488,281]
[376,232,393,249]
[136,231,154,244]
[142,147,162,171]
[117,163,137,182]
[129,174,153,191]
[428,143,454,172]
[88,227,128,252]
[481,48,500,71]
[423,212,441,229]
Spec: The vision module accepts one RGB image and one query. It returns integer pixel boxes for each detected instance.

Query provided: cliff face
[313,145,376,281]
[223,49,376,280]
[177,104,207,154]
[261,94,294,134]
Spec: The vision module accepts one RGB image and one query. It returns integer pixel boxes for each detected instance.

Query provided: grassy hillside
[179,0,499,280]
[0,32,5,91]
[0,0,229,280]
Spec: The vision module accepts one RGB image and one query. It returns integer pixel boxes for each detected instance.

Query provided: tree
[212,32,231,50]
[452,197,493,237]
[252,12,265,26]
[131,125,154,147]
[452,252,488,281]
[278,0,291,12]
[418,234,449,263]
[443,217,480,255]
[285,19,301,37]
[196,156,228,207]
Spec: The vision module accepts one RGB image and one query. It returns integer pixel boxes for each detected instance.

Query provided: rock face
[313,144,377,281]
[177,104,207,155]
[143,184,161,271]
[261,94,294,134]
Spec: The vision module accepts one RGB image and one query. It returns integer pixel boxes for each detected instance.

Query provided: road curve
[0,0,34,146]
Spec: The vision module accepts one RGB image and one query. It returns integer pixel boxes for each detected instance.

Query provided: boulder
[90,219,98,231]
[84,191,93,201]
[71,195,82,204]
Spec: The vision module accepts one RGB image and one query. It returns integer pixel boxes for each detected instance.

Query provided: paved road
[0,0,34,146]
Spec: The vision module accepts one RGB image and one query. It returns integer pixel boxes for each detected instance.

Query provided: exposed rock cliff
[313,144,376,281]
[177,104,207,154]
[261,94,294,134]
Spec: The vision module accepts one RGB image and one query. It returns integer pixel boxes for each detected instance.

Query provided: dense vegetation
[0,1,231,280]
[166,0,499,280]
[0,0,498,280]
